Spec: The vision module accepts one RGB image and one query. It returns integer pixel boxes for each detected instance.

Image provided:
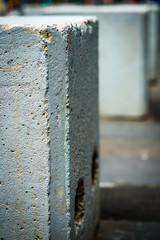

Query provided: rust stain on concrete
[0,64,24,72]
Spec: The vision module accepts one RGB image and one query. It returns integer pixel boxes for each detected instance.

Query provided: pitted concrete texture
[0,16,99,240]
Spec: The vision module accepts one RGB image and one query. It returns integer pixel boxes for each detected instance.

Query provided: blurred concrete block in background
[147,4,160,85]
[23,5,155,118]
[98,8,148,118]
[0,16,99,240]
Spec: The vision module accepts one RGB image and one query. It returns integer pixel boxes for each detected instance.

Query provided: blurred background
[1,1,160,239]
[0,0,160,16]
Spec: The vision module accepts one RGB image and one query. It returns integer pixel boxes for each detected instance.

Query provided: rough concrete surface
[0,16,99,240]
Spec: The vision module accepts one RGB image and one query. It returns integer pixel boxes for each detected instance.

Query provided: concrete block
[146,4,160,84]
[0,16,99,240]
[22,5,151,118]
[97,8,148,118]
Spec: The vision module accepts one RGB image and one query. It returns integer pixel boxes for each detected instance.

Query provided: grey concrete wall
[22,4,159,118]
[0,16,99,240]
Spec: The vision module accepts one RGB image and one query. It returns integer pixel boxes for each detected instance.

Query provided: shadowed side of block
[48,19,99,240]
[67,20,99,240]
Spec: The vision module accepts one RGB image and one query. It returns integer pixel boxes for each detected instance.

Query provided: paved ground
[96,83,160,240]
[99,83,160,185]
[100,185,160,221]
[96,221,160,240]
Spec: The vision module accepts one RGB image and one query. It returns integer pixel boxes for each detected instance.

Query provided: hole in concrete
[74,179,84,226]
[34,236,42,240]
[92,147,98,186]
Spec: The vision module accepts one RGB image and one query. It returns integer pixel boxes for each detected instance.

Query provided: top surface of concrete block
[23,4,153,14]
[0,16,97,25]
[141,3,160,11]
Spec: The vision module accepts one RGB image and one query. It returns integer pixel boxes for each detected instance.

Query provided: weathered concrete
[0,16,99,240]
[22,5,153,118]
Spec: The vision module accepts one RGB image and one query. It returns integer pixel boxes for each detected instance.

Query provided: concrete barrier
[146,4,159,85]
[0,16,99,240]
[97,8,148,118]
[22,4,159,118]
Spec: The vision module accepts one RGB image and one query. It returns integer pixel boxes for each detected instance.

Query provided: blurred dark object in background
[8,0,19,8]
[15,0,150,7]
[0,0,21,15]
[0,0,8,15]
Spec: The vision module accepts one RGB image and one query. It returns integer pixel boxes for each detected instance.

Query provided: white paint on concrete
[0,16,99,240]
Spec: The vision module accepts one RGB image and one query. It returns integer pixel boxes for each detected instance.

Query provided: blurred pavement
[96,83,160,240]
